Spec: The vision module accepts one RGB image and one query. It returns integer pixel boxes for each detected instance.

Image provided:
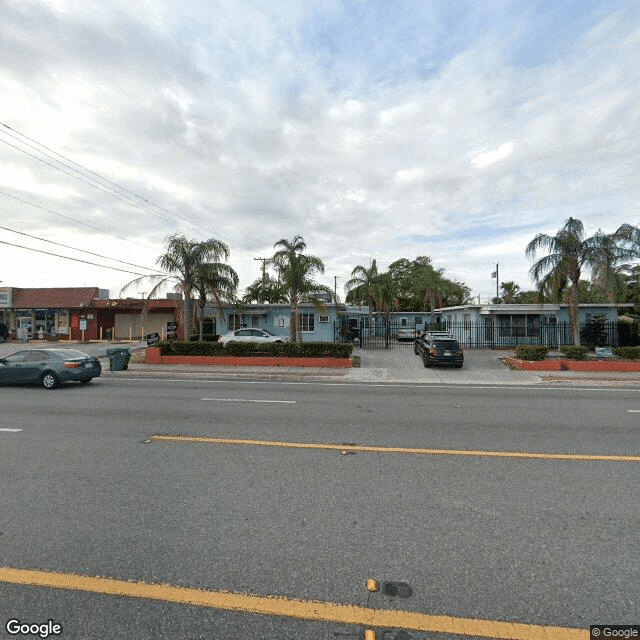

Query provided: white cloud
[0,0,638,301]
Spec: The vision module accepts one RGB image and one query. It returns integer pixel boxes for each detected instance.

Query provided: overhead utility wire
[0,123,257,256]
[0,240,148,276]
[0,190,155,251]
[0,225,163,275]
[0,136,180,227]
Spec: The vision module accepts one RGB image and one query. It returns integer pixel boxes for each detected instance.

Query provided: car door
[234,329,252,342]
[23,350,49,383]
[0,351,29,382]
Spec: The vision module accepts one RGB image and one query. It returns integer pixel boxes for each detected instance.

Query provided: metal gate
[334,320,423,349]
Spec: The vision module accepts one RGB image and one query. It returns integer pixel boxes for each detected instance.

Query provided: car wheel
[41,371,59,389]
[422,355,431,368]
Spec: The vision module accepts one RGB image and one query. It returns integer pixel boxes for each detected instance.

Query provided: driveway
[346,346,544,385]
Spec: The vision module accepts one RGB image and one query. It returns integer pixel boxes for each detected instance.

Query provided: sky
[1,0,639,304]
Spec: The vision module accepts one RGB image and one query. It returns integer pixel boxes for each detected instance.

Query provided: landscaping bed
[145,341,354,368]
[503,345,640,371]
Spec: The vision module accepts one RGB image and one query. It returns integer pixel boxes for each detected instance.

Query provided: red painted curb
[504,357,640,372]
[145,347,352,368]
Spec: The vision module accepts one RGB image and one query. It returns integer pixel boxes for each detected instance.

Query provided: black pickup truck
[414,331,464,368]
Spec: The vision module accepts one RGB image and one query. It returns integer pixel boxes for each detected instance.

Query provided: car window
[236,329,251,337]
[3,352,28,364]
[433,340,459,348]
[251,329,265,337]
[25,351,48,362]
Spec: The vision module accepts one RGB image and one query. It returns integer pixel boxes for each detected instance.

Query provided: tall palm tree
[121,232,237,339]
[345,259,379,333]
[526,218,634,345]
[193,261,239,340]
[272,235,329,342]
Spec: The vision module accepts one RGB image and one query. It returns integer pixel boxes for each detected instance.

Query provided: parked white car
[218,328,289,345]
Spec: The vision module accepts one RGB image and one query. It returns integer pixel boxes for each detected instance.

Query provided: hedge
[559,345,589,360]
[612,346,640,360]
[515,345,548,361]
[155,340,353,359]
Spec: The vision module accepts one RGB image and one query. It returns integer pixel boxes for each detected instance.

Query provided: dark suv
[414,331,464,368]
[0,323,9,343]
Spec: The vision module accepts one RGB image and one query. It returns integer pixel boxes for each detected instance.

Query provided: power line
[0,239,150,276]
[0,123,257,257]
[0,225,163,275]
[0,190,155,251]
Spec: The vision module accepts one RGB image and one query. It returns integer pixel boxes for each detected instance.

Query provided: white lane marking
[201,398,296,404]
[627,410,640,413]
[0,428,23,432]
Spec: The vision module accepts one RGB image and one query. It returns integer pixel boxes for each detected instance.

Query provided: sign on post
[146,332,160,346]
[167,321,178,339]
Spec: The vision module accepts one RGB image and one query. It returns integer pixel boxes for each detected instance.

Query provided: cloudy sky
[1,0,638,304]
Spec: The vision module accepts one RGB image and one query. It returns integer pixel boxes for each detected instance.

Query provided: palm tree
[526,218,635,345]
[121,232,237,339]
[193,261,239,340]
[345,259,379,334]
[272,235,329,342]
[242,275,288,304]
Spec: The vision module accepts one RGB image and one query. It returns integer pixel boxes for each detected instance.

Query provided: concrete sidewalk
[105,348,640,386]
[3,341,640,385]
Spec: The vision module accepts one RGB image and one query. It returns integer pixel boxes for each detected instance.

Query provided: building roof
[10,287,100,309]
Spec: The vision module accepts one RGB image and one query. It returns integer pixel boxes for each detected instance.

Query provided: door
[0,351,29,382]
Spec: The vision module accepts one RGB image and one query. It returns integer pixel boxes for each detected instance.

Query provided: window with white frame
[228,314,242,330]
[300,313,315,332]
[319,315,329,323]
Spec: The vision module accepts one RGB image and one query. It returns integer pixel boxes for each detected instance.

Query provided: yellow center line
[149,434,640,462]
[0,567,587,640]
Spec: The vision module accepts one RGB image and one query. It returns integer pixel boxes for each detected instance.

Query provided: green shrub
[154,340,352,358]
[156,340,224,356]
[189,334,220,342]
[515,345,548,361]
[559,345,589,360]
[612,346,640,360]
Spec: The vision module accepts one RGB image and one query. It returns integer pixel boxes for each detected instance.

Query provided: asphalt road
[1,377,639,640]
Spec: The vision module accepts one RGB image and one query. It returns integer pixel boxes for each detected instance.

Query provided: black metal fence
[334,319,639,349]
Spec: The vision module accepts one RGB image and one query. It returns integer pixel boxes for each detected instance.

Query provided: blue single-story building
[435,303,635,347]
[202,302,344,342]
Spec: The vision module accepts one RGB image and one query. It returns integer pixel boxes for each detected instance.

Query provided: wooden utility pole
[254,257,271,286]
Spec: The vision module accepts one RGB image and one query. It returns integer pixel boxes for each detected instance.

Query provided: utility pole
[254,257,271,287]
[334,275,339,306]
[491,263,499,303]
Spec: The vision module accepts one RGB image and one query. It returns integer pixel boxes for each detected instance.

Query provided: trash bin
[105,328,113,340]
[106,347,130,371]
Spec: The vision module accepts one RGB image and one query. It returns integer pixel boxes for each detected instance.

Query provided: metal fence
[334,319,639,349]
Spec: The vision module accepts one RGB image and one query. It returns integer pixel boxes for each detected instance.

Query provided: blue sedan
[0,348,102,389]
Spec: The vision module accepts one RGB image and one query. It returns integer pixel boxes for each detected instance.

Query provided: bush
[580,317,608,348]
[156,340,224,356]
[559,345,589,360]
[515,345,548,361]
[189,334,220,342]
[154,340,353,358]
[612,346,640,360]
